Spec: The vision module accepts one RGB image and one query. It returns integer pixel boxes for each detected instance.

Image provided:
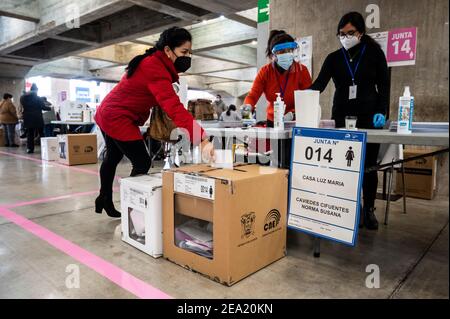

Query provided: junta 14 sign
[370,27,417,67]
[287,128,367,246]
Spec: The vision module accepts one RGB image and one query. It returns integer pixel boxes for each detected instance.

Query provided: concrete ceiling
[0,0,259,97]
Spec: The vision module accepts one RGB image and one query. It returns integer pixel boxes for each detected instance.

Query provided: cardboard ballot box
[396,149,438,200]
[58,134,97,166]
[41,137,59,161]
[121,174,163,258]
[162,164,289,286]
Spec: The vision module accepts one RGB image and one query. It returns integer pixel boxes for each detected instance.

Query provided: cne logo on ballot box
[287,128,367,246]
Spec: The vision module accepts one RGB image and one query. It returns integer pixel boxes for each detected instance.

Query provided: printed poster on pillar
[288,128,367,246]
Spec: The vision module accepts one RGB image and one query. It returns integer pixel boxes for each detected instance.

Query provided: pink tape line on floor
[0,207,172,299]
[0,150,122,181]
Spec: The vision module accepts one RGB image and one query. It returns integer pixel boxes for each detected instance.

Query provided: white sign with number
[288,128,367,246]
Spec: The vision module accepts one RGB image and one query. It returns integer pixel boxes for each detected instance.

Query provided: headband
[272,42,298,54]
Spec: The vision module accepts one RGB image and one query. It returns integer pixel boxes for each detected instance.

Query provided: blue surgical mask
[276,53,294,70]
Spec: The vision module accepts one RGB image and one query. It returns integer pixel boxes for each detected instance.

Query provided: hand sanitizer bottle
[397,86,414,134]
[274,93,285,130]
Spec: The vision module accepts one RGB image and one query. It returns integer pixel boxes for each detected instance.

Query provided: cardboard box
[58,134,97,166]
[41,137,59,161]
[120,173,163,258]
[396,149,438,200]
[162,164,288,286]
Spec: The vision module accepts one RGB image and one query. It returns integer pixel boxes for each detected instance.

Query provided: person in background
[219,104,242,122]
[20,83,51,153]
[309,12,390,230]
[42,97,56,137]
[212,94,227,119]
[0,93,19,147]
[242,32,312,126]
[94,26,215,218]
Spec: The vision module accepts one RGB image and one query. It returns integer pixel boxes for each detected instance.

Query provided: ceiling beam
[225,13,257,28]
[127,0,199,20]
[0,0,40,23]
[177,0,256,15]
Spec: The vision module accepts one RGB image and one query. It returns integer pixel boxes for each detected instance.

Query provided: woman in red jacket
[94,27,214,218]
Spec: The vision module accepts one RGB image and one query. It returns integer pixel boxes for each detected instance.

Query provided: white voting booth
[120,174,163,258]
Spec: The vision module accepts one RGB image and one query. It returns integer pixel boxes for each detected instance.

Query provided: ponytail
[126,26,192,78]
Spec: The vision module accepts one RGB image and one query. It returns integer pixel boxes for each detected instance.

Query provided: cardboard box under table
[396,149,438,200]
[162,164,288,286]
[120,174,163,258]
[58,134,97,166]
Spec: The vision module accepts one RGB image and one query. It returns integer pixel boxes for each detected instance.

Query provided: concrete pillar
[254,0,270,122]
[0,78,25,105]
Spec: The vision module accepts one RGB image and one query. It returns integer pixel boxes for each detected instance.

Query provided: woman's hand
[200,138,216,163]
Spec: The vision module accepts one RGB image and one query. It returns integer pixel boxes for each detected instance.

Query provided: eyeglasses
[337,30,359,38]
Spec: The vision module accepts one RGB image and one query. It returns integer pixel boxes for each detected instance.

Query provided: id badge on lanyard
[342,45,366,100]
[349,84,357,100]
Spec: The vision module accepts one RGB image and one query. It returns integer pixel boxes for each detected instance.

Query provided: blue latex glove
[373,113,386,128]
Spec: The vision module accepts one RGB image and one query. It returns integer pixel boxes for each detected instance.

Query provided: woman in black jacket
[310,12,390,230]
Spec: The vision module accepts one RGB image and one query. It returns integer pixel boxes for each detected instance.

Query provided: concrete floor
[0,146,448,299]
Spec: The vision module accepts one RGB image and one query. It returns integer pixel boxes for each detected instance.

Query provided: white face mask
[340,35,361,50]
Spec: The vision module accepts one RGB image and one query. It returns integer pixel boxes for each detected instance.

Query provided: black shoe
[4,144,10,147]
[27,149,34,154]
[10,144,19,147]
[95,195,121,218]
[364,206,379,230]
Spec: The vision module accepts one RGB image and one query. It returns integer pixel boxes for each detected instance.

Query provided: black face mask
[173,54,191,73]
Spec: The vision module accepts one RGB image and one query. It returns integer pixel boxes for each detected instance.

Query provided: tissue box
[41,137,59,161]
[120,174,163,258]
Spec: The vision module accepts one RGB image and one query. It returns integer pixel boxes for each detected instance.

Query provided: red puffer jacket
[95,50,205,144]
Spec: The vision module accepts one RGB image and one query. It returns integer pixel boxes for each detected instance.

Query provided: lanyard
[341,45,366,85]
[274,63,291,98]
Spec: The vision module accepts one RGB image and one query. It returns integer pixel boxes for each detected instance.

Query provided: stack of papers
[175,220,213,259]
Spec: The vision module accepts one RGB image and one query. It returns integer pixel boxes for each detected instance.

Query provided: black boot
[359,204,364,228]
[95,195,121,218]
[363,206,379,230]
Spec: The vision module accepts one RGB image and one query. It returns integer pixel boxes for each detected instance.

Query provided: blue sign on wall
[76,87,91,103]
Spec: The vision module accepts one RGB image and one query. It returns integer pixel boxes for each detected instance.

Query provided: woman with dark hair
[219,104,242,122]
[242,32,312,126]
[266,30,286,59]
[310,12,390,230]
[94,26,215,218]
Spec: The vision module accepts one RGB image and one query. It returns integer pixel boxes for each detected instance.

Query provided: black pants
[26,127,43,151]
[99,131,151,200]
[363,143,381,208]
